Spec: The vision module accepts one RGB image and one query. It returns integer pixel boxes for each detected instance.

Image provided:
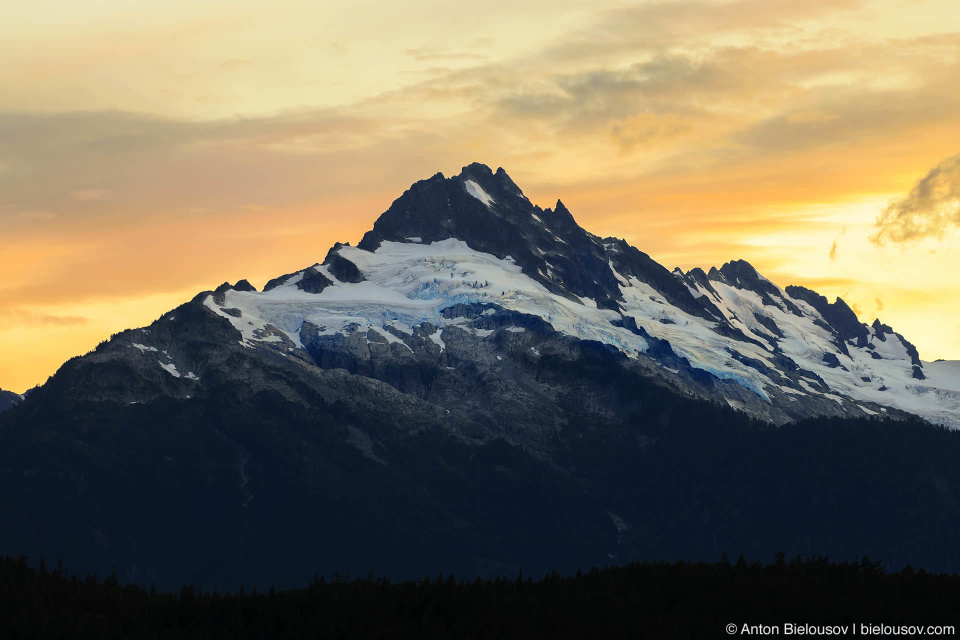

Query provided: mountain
[204,162,957,428]
[1,163,959,589]
[0,388,22,414]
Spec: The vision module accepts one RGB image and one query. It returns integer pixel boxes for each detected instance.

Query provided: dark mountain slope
[0,388,20,414]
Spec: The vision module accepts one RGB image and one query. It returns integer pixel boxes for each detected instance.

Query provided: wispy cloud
[70,189,114,201]
[220,59,253,69]
[785,110,840,125]
[0,308,89,327]
[872,152,960,244]
[829,227,846,261]
[404,46,487,63]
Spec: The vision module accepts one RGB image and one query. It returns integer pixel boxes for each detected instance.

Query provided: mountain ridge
[15,162,947,429]
[181,163,957,428]
[2,162,960,589]
[0,388,21,414]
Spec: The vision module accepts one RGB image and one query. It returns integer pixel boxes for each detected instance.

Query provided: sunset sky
[3,0,960,393]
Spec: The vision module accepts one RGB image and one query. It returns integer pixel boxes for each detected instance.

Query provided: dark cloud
[872,152,960,244]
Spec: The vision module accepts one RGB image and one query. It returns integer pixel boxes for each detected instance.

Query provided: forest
[2,553,957,638]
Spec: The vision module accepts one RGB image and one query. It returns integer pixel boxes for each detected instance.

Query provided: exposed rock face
[323,246,364,283]
[296,267,334,294]
[711,260,803,316]
[233,279,257,292]
[785,285,870,351]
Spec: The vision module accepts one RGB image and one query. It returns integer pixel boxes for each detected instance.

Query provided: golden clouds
[611,114,696,155]
[785,111,840,124]
[2,0,960,390]
[0,309,88,327]
[873,152,960,244]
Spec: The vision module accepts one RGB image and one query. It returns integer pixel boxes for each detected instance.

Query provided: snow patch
[159,362,181,378]
[464,180,495,207]
[369,326,414,352]
[456,326,494,338]
[429,328,446,351]
[824,393,844,405]
[779,386,806,396]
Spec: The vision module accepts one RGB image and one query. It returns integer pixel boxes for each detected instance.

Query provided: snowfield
[203,238,960,428]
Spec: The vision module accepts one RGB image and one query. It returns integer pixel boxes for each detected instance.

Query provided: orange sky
[3,0,960,393]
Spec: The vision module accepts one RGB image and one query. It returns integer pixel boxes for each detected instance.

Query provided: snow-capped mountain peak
[107,163,960,428]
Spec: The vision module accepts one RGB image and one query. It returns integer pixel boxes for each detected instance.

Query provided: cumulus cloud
[872,152,960,244]
[875,298,884,312]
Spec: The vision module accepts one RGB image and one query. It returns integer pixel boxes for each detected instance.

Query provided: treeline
[2,554,958,639]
